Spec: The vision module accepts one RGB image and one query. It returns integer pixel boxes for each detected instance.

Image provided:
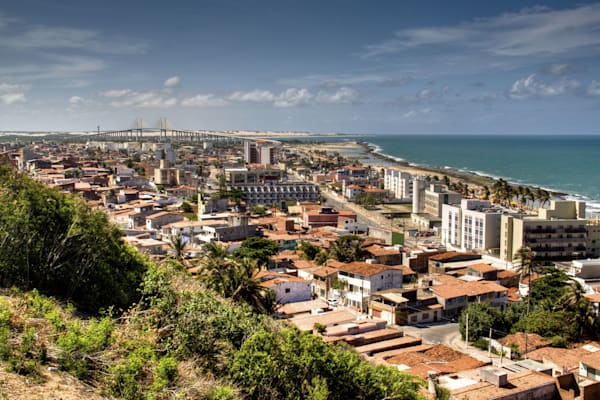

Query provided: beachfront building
[587,219,600,258]
[335,165,369,182]
[441,199,506,252]
[384,168,413,200]
[423,184,462,218]
[412,177,427,214]
[500,200,588,262]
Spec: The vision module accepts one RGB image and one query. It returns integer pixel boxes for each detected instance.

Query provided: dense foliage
[0,165,149,313]
[231,327,423,400]
[460,267,599,348]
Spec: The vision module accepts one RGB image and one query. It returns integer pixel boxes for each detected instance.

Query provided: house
[364,245,402,265]
[428,251,482,274]
[466,263,498,281]
[302,207,357,229]
[447,368,562,400]
[196,214,258,243]
[311,266,339,300]
[255,271,312,304]
[329,260,403,312]
[369,287,442,326]
[145,211,184,231]
[430,280,508,317]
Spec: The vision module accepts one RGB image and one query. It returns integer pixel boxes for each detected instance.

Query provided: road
[402,322,497,364]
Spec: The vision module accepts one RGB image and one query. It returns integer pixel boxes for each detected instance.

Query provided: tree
[231,328,425,400]
[233,237,280,268]
[196,255,274,314]
[0,164,148,314]
[514,246,538,357]
[181,201,193,213]
[169,234,187,263]
[299,241,322,261]
[561,280,597,338]
[459,302,503,341]
[328,235,365,263]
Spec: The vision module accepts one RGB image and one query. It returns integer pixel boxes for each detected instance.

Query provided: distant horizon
[2,129,600,137]
[1,1,600,133]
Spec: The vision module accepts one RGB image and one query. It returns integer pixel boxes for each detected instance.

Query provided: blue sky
[1,0,600,134]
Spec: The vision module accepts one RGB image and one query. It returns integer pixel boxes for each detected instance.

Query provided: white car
[327,298,339,307]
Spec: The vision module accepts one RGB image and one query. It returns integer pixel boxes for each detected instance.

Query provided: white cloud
[0,55,105,81]
[399,107,432,120]
[101,89,132,98]
[273,88,312,108]
[101,89,177,108]
[0,26,148,55]
[68,95,85,105]
[509,74,580,99]
[0,82,30,105]
[228,89,276,103]
[365,4,600,57]
[181,94,228,107]
[163,76,180,88]
[545,63,572,76]
[588,81,600,96]
[316,87,358,104]
[227,88,314,107]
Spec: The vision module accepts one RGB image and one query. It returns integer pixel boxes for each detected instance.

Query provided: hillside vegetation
[0,166,425,400]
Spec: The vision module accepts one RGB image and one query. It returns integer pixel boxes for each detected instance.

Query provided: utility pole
[465,313,469,350]
[488,327,492,359]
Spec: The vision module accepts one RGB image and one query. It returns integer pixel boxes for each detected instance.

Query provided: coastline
[293,140,566,199]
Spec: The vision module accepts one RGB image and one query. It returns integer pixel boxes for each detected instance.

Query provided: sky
[1,0,600,134]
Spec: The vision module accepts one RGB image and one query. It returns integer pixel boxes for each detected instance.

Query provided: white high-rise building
[441,199,505,252]
[384,168,413,200]
[412,177,427,214]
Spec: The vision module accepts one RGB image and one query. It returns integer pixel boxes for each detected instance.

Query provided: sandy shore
[295,141,500,192]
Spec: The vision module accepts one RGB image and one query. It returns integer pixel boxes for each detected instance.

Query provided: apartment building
[384,169,413,200]
[441,199,506,252]
[423,184,462,217]
[244,140,276,165]
[501,200,588,261]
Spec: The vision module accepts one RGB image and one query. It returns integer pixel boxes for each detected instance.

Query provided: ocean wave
[367,142,406,163]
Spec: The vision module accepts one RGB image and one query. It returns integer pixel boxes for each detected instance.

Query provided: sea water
[366,135,600,215]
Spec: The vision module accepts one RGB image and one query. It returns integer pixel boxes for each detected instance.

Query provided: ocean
[365,135,600,215]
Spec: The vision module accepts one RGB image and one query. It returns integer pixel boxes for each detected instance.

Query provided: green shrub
[109,344,155,400]
[207,385,237,400]
[551,335,568,348]
[472,338,489,351]
[150,356,178,394]
[56,317,114,379]
[7,327,45,382]
[0,299,12,361]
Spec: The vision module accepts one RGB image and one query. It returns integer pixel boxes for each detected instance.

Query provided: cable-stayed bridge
[90,118,264,143]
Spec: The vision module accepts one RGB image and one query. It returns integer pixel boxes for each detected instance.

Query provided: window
[285,288,291,294]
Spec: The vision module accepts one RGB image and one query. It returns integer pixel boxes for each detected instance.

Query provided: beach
[294,140,501,193]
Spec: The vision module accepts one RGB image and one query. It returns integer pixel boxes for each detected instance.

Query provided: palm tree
[197,251,274,314]
[514,246,538,358]
[561,280,596,338]
[329,235,364,263]
[525,187,535,210]
[169,234,187,263]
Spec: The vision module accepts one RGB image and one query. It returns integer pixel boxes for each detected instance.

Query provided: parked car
[327,298,339,307]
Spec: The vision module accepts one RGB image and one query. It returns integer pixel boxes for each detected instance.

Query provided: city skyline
[1,0,600,134]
